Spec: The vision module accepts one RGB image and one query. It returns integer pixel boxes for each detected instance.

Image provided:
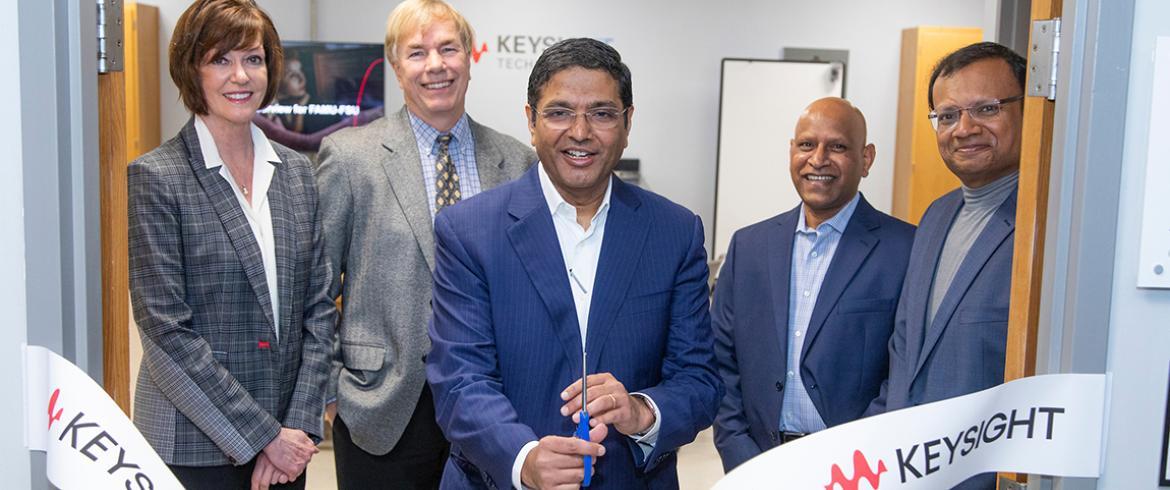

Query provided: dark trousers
[169,460,307,490]
[333,385,449,490]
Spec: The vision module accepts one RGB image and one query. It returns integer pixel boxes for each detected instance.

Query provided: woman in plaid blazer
[127,1,335,488]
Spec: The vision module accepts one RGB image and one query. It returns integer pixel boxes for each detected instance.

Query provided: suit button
[775,381,783,392]
[769,430,778,441]
[808,383,817,390]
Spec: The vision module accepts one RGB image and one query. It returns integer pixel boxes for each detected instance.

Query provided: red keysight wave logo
[48,387,63,429]
[825,450,887,490]
[471,42,488,63]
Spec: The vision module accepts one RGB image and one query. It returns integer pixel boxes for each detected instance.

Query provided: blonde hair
[384,0,475,65]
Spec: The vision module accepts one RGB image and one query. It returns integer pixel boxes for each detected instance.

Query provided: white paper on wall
[1137,36,1170,288]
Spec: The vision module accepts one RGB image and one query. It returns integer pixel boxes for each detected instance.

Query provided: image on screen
[255,41,386,153]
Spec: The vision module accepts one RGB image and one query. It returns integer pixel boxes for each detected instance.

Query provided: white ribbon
[715,373,1107,489]
[24,344,184,490]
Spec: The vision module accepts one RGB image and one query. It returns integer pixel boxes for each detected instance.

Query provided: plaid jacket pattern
[128,119,336,466]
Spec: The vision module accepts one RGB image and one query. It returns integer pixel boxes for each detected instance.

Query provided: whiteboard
[713,59,844,263]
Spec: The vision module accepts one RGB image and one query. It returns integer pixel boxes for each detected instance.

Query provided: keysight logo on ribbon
[25,344,184,489]
[822,405,1067,489]
[44,387,158,489]
[716,374,1106,490]
[890,406,1064,484]
[825,450,887,490]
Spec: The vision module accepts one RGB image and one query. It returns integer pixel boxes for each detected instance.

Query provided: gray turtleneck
[927,171,1019,323]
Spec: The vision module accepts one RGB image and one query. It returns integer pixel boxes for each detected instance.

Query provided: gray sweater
[927,171,1020,323]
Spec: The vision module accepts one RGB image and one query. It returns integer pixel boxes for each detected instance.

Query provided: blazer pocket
[838,298,896,315]
[958,306,1010,325]
[340,341,386,372]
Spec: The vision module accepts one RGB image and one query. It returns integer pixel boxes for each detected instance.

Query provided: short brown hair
[384,0,474,66]
[169,0,283,115]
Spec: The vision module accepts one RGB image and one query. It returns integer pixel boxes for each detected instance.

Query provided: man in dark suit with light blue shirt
[712,97,915,472]
[865,42,1027,490]
[426,38,721,489]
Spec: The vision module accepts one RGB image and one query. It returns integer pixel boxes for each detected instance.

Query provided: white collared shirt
[510,164,661,489]
[193,116,281,340]
[539,162,612,343]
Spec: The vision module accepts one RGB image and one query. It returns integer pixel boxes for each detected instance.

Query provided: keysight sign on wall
[716,374,1107,489]
[468,34,616,71]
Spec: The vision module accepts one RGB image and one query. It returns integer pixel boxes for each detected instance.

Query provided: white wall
[982,0,1001,42]
[322,0,986,238]
[1,0,30,484]
[152,0,986,243]
[1098,0,1170,487]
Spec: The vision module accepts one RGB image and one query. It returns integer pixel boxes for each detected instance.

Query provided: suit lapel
[754,207,797,427]
[181,120,276,330]
[379,108,437,270]
[912,190,1016,380]
[803,197,879,354]
[766,208,798,373]
[505,167,583,371]
[902,192,962,376]
[584,177,649,373]
[470,117,510,190]
[268,160,296,343]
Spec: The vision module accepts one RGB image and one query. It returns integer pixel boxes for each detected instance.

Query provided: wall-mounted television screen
[254,41,386,153]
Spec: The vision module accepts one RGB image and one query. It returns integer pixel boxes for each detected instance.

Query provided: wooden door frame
[99,0,130,413]
[100,71,130,413]
[1001,0,1063,486]
[1005,1,1061,394]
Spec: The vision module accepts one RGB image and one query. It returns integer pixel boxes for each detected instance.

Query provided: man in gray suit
[316,0,534,488]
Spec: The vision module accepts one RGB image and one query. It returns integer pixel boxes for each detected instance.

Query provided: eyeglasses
[928,95,1024,131]
[538,106,630,130]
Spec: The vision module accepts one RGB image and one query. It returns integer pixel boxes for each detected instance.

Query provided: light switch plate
[1137,37,1170,289]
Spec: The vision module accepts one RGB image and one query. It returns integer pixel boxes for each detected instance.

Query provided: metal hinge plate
[98,0,124,73]
[1028,18,1061,100]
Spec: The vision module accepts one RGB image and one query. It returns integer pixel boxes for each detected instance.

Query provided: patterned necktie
[434,134,460,213]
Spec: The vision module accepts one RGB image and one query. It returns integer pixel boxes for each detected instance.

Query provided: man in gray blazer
[315,0,534,487]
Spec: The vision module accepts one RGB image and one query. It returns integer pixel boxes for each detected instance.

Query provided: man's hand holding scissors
[560,373,656,438]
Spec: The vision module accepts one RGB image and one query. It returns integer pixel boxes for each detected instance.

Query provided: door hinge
[97,0,124,73]
[998,476,1029,490]
[1028,18,1060,100]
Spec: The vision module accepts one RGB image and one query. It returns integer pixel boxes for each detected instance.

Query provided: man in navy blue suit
[866,42,1027,490]
[426,38,722,489]
[711,98,915,472]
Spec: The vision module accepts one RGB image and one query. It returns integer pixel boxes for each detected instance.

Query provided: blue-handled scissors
[575,350,592,487]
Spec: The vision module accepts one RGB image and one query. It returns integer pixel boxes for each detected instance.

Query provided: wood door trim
[1001,0,1063,487]
[100,70,129,413]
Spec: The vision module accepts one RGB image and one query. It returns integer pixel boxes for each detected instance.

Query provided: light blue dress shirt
[779,193,861,434]
[407,111,481,218]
